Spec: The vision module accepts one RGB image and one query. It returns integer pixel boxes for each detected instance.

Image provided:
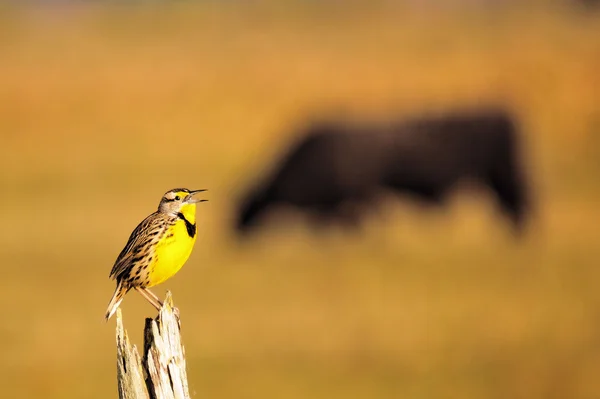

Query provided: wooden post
[115,291,191,399]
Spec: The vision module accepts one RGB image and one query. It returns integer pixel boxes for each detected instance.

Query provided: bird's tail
[105,281,129,321]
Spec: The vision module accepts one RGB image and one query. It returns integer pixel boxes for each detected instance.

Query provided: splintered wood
[115,292,191,399]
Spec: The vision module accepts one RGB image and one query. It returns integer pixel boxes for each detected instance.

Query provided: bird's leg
[135,287,163,311]
[142,287,163,305]
[139,287,180,325]
[147,287,181,322]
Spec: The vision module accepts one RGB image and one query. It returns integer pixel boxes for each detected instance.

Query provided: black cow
[235,108,530,235]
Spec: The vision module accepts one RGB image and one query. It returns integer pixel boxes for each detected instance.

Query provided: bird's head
[158,188,207,220]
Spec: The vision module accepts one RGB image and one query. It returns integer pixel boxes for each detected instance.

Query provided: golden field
[0,2,599,398]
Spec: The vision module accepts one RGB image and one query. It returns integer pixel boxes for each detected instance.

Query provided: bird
[104,188,208,321]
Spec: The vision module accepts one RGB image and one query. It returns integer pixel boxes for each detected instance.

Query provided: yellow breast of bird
[147,218,197,287]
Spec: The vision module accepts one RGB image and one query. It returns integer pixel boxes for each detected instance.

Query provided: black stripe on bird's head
[158,188,208,215]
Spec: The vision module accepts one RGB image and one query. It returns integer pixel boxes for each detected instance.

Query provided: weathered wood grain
[116,292,190,399]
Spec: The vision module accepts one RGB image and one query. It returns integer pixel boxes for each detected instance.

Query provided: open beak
[185,189,208,204]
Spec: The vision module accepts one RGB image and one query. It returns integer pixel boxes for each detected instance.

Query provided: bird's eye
[175,195,181,201]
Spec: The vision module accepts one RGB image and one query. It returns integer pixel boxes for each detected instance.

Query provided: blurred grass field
[0,2,599,398]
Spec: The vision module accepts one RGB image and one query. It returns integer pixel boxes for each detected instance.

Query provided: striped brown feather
[108,212,173,282]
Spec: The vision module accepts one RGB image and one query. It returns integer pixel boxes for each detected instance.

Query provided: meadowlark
[104,188,207,321]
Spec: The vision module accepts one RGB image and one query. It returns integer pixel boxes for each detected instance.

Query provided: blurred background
[1,1,599,398]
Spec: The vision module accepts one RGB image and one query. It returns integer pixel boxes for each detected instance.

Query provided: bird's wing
[108,212,166,280]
